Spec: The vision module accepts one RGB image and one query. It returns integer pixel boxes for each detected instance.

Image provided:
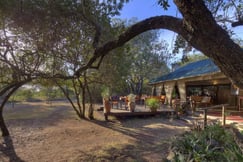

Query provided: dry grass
[0,101,191,162]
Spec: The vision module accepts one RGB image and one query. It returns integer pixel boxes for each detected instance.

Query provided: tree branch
[75,0,243,88]
[232,20,243,27]
[74,16,184,76]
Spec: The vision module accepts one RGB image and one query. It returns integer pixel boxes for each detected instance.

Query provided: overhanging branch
[232,20,243,27]
[74,16,184,76]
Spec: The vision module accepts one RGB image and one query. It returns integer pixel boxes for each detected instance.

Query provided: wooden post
[172,99,179,119]
[104,113,108,121]
[174,103,178,119]
[222,105,226,126]
[203,109,207,128]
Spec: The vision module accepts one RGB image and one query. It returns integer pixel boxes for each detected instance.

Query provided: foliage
[98,19,170,96]
[9,86,66,102]
[157,0,170,10]
[98,35,130,95]
[170,124,243,161]
[204,0,243,28]
[10,88,33,101]
[55,75,93,119]
[0,0,243,137]
[127,93,136,102]
[169,0,243,63]
[145,98,160,111]
[125,24,170,95]
[172,35,191,55]
[38,87,66,101]
[172,53,208,68]
[0,0,128,123]
[101,86,111,100]
[0,0,128,82]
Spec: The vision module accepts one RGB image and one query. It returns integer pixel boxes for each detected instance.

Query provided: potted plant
[101,87,111,113]
[127,93,136,112]
[146,98,160,112]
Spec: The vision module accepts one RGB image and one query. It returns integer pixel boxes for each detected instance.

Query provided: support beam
[164,82,176,105]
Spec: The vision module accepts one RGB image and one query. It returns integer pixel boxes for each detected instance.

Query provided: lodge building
[149,59,242,110]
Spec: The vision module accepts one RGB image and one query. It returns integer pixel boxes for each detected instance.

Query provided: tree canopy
[1,0,242,86]
[0,0,243,137]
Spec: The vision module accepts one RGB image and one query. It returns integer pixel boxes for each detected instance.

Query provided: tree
[171,0,243,62]
[0,0,126,136]
[0,15,38,136]
[73,0,243,89]
[96,38,130,95]
[96,18,170,96]
[1,0,243,137]
[2,0,243,88]
[173,53,208,67]
[55,71,96,119]
[126,29,170,95]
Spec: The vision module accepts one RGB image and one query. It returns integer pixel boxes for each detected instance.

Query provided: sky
[118,0,179,19]
[117,0,178,52]
[117,0,243,55]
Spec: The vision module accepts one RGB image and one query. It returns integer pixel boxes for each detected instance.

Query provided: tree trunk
[0,79,31,137]
[88,104,94,120]
[174,0,243,88]
[56,80,83,119]
[81,87,85,118]
[85,76,94,120]
[0,110,10,137]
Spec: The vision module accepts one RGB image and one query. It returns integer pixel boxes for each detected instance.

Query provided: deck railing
[197,104,229,128]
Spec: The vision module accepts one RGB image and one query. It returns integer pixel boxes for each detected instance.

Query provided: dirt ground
[0,101,191,162]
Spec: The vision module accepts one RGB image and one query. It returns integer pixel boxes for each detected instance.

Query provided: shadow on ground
[0,136,24,162]
[1,102,191,161]
[88,115,191,161]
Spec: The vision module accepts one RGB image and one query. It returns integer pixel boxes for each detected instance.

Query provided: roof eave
[148,71,222,85]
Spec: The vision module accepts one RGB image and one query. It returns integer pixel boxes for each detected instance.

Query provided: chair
[110,96,120,109]
[190,96,211,112]
[160,95,166,104]
[200,96,211,107]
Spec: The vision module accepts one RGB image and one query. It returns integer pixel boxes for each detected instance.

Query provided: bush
[145,98,160,111]
[170,124,243,161]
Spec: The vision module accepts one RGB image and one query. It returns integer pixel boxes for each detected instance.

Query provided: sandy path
[0,101,191,162]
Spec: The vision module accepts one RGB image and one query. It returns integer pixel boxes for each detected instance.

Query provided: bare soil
[0,101,191,162]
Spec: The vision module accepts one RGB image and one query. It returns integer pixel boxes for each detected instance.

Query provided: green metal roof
[150,59,220,84]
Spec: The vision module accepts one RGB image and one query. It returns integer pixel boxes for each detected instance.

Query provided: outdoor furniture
[238,96,243,111]
[135,95,140,104]
[119,96,128,110]
[190,96,211,112]
[140,94,147,105]
[160,95,166,104]
[110,96,120,109]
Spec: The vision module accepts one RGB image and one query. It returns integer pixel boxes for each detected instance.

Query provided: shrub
[170,124,243,161]
[145,98,160,111]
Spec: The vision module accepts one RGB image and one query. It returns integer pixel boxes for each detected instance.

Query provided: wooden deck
[104,104,176,120]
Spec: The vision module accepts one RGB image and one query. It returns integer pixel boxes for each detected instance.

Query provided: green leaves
[157,0,170,10]
[205,0,243,28]
[170,124,243,161]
